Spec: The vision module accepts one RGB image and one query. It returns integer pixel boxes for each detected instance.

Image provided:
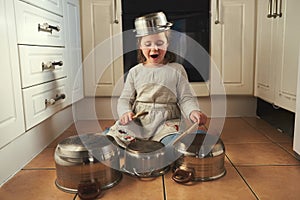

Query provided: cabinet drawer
[19,45,66,88]
[15,0,64,46]
[23,78,68,130]
[18,0,63,16]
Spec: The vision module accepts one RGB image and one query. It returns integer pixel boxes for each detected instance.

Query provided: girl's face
[139,32,169,65]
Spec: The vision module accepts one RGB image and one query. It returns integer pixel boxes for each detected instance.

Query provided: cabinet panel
[211,0,255,94]
[22,78,68,130]
[0,0,25,148]
[254,0,276,103]
[255,0,300,112]
[275,0,300,112]
[63,0,83,103]
[14,0,65,46]
[18,0,63,16]
[19,45,66,88]
[82,0,124,96]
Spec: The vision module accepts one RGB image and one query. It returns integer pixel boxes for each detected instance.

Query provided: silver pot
[123,140,170,177]
[54,134,122,193]
[134,12,173,37]
[172,132,226,183]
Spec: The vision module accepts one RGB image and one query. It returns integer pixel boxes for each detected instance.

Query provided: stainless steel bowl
[134,12,173,37]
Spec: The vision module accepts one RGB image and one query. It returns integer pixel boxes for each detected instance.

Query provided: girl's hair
[137,31,176,64]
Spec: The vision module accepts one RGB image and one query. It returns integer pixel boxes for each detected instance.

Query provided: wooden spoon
[171,122,199,145]
[132,111,149,119]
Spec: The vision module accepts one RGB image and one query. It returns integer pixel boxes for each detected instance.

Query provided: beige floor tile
[101,174,164,200]
[278,142,300,159]
[259,127,293,143]
[222,118,253,131]
[221,126,270,144]
[48,129,77,148]
[226,143,300,166]
[0,170,74,200]
[242,117,275,130]
[70,120,114,135]
[163,167,256,200]
[237,165,300,200]
[23,148,56,169]
[243,117,293,143]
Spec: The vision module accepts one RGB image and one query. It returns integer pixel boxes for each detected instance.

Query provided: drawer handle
[42,61,63,71]
[45,94,66,105]
[38,23,61,34]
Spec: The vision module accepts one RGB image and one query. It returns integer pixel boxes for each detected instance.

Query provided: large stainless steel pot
[123,140,170,177]
[172,131,226,183]
[54,133,122,193]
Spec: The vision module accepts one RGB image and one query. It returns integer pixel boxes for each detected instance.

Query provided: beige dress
[115,62,200,140]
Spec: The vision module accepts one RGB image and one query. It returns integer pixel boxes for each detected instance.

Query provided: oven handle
[215,0,221,24]
[276,0,283,18]
[113,0,119,24]
[267,0,275,18]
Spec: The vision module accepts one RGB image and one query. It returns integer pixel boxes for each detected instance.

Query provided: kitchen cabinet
[0,0,25,148]
[255,0,300,112]
[63,0,84,103]
[293,51,300,155]
[15,0,69,130]
[210,0,256,95]
[0,0,83,186]
[81,0,124,97]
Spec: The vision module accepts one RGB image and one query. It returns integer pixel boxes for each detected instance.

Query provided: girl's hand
[190,111,207,125]
[120,112,135,125]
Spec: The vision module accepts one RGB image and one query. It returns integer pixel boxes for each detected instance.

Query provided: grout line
[225,155,260,200]
[22,168,56,171]
[162,175,167,200]
[233,164,300,168]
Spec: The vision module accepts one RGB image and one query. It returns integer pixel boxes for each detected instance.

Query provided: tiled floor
[1,117,300,200]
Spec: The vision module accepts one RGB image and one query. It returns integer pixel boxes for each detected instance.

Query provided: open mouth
[150,54,159,59]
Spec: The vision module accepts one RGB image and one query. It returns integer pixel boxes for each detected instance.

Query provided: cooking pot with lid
[123,140,170,177]
[172,131,226,183]
[54,133,122,193]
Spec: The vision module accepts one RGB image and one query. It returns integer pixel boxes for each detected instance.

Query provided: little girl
[115,12,207,142]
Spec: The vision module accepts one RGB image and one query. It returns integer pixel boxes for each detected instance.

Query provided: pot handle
[172,168,194,184]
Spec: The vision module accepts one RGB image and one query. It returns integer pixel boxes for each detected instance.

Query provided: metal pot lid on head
[134,11,173,37]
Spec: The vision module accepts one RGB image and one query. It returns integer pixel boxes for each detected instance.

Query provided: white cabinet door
[18,46,67,88]
[274,0,300,112]
[14,0,65,46]
[255,0,300,112]
[0,0,25,148]
[211,0,255,95]
[63,0,84,103]
[254,0,276,103]
[22,78,68,129]
[293,50,300,155]
[81,0,124,97]
[20,0,63,16]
